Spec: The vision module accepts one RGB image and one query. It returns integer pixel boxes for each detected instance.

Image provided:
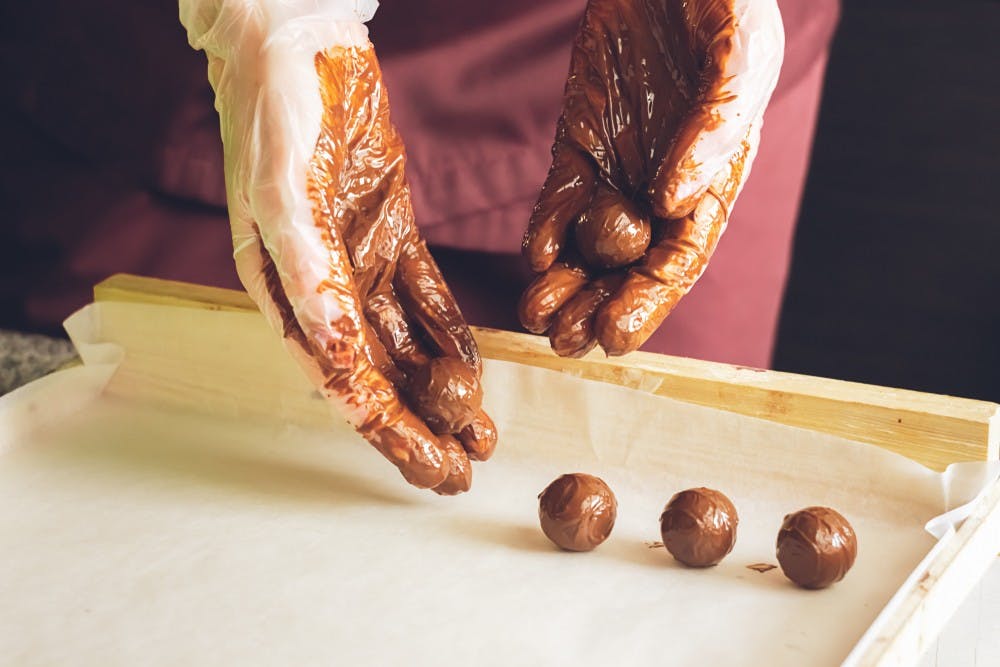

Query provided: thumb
[649,0,783,219]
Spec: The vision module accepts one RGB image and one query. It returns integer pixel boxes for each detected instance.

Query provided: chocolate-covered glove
[180,0,496,494]
[520,0,784,357]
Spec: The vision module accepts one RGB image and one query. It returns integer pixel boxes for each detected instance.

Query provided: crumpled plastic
[179,0,494,492]
[519,0,787,357]
[179,0,377,393]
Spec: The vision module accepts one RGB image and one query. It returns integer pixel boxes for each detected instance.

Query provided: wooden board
[88,273,1000,667]
[95,274,999,472]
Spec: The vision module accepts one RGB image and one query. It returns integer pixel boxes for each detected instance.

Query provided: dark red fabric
[0,0,838,367]
[372,0,839,256]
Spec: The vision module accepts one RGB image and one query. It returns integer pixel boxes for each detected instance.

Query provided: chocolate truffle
[538,473,617,552]
[409,357,482,434]
[575,185,651,269]
[776,506,857,589]
[659,487,738,567]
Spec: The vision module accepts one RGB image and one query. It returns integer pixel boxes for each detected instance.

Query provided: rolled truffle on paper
[659,487,739,567]
[538,473,617,552]
[776,506,858,589]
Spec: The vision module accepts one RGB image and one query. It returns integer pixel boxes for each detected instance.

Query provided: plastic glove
[179,0,496,494]
[519,0,784,357]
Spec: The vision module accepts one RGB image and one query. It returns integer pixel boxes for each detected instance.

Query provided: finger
[548,275,624,358]
[237,224,451,489]
[517,262,590,334]
[574,182,652,269]
[432,434,473,496]
[233,222,334,391]
[522,144,597,272]
[595,136,757,356]
[361,317,407,388]
[366,279,487,446]
[458,410,499,462]
[394,237,482,375]
[365,287,432,378]
[649,0,783,219]
[594,209,726,357]
[596,120,761,356]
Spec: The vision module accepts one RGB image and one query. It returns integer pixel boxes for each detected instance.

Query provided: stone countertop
[0,330,78,396]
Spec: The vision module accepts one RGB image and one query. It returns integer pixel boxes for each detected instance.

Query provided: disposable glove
[180,0,497,494]
[519,0,785,357]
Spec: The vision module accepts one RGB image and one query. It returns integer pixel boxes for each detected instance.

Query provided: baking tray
[1,274,997,666]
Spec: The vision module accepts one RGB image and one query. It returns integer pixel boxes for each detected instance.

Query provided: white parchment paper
[0,304,995,666]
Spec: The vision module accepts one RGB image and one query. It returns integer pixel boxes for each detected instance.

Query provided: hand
[519,0,784,357]
[180,0,496,494]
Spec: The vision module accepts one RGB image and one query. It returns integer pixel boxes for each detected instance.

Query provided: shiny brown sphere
[776,507,857,589]
[659,487,738,567]
[575,186,651,269]
[409,357,482,434]
[538,473,617,552]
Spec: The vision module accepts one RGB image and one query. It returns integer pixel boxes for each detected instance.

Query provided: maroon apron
[1,0,839,368]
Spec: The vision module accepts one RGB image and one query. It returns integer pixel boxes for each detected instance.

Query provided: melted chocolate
[659,487,738,567]
[521,0,748,357]
[518,263,590,334]
[575,183,652,269]
[251,46,494,492]
[776,507,857,589]
[548,274,624,357]
[557,0,736,217]
[409,357,483,435]
[458,411,499,462]
[538,473,617,552]
[432,435,473,496]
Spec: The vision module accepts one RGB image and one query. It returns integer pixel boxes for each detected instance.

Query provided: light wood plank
[849,479,1000,666]
[94,274,1000,471]
[90,273,1000,666]
[95,273,256,312]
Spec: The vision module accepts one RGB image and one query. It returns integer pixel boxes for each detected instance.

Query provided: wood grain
[94,273,1000,471]
[849,473,1000,666]
[90,272,1000,666]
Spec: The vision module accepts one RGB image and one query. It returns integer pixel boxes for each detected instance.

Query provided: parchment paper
[0,304,995,666]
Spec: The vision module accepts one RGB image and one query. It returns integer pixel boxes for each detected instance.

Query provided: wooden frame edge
[849,478,1000,665]
[94,273,1000,471]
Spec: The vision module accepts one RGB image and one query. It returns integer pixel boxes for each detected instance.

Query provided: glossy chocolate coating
[548,275,623,358]
[776,507,857,589]
[409,357,482,434]
[575,184,651,269]
[520,0,750,358]
[432,434,472,496]
[517,263,590,334]
[538,473,617,552]
[458,411,499,462]
[659,487,738,567]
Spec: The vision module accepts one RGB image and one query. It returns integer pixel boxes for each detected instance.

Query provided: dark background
[773,0,999,401]
[1,1,997,402]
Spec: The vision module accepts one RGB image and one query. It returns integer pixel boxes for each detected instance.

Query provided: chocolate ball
[659,487,738,567]
[538,473,617,552]
[776,506,857,589]
[409,357,482,434]
[575,185,651,269]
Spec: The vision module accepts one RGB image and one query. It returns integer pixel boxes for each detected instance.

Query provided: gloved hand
[179,0,496,494]
[519,0,784,357]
